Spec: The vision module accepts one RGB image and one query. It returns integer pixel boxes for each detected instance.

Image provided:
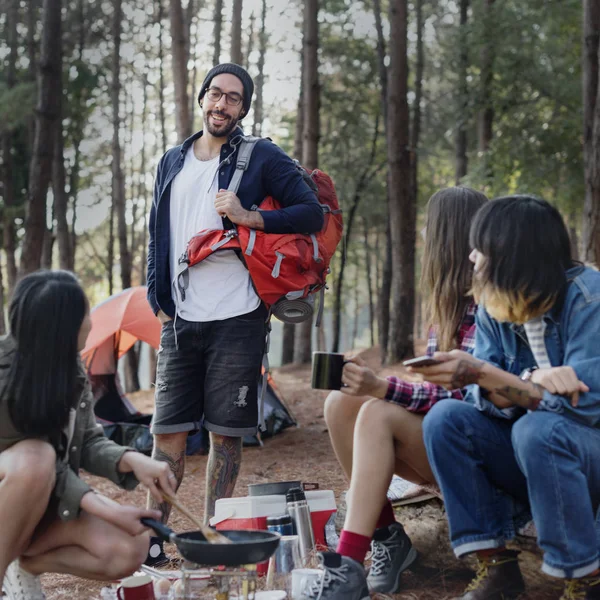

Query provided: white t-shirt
[169,146,259,321]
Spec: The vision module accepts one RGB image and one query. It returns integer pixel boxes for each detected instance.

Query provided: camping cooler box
[211,491,337,574]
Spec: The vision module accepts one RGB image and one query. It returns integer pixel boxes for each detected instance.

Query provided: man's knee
[324,390,364,428]
[1,440,56,494]
[153,431,188,451]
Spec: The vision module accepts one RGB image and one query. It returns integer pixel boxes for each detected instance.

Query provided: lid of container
[266,514,293,526]
[286,487,306,502]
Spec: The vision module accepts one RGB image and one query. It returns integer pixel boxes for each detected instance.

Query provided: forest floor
[39,345,561,599]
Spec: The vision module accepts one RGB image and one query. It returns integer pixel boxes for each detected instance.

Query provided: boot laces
[562,578,600,600]
[370,541,393,576]
[305,563,349,599]
[464,555,517,593]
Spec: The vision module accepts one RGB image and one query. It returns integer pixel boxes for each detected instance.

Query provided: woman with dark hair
[413,195,600,600]
[0,271,176,600]
[309,187,488,600]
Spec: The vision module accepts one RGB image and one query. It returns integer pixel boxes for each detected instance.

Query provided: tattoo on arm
[149,448,185,522]
[204,434,242,525]
[450,359,485,389]
[494,382,544,410]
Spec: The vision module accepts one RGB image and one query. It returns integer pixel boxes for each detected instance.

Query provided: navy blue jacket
[147,127,324,317]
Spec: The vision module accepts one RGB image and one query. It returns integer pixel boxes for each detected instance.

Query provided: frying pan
[141,519,280,566]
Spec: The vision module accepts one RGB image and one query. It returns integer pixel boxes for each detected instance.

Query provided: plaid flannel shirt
[384,302,477,413]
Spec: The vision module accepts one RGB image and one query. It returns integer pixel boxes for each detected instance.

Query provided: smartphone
[402,355,442,368]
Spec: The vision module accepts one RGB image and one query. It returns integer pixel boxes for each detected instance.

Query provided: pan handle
[141,518,175,543]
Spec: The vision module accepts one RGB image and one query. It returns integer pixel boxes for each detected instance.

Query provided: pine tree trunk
[54,50,72,271]
[41,227,54,269]
[252,0,267,137]
[0,254,6,334]
[455,0,469,183]
[111,0,131,290]
[212,0,223,65]
[231,0,243,65]
[294,0,320,365]
[363,218,375,348]
[157,0,168,154]
[387,0,415,363]
[3,0,18,293]
[170,0,191,142]
[582,0,600,264]
[245,12,255,71]
[20,0,62,276]
[373,0,392,363]
[478,0,495,159]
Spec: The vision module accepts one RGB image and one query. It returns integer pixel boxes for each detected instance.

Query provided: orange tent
[81,286,160,375]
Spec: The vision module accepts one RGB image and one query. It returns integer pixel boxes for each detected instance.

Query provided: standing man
[145,63,323,565]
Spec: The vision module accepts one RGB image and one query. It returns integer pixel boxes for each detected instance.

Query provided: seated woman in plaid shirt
[312,187,487,600]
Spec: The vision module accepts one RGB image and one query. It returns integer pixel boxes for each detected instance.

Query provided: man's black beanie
[198,63,254,115]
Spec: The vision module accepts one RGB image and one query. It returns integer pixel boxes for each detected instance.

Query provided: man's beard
[204,110,238,138]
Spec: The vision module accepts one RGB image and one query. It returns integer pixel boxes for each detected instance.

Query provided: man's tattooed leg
[149,447,185,523]
[450,359,485,389]
[204,433,242,525]
[494,382,545,410]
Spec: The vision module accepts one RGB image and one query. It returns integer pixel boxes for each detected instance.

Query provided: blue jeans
[423,400,600,578]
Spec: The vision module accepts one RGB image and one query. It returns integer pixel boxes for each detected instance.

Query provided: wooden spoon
[160,488,232,545]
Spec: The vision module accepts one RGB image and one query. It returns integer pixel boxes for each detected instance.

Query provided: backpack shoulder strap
[228,135,260,195]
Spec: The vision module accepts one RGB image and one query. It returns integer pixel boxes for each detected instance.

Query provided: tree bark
[363,217,375,348]
[111,0,131,290]
[410,0,424,207]
[252,0,268,137]
[0,253,6,334]
[387,0,415,362]
[156,0,167,154]
[582,0,600,263]
[245,11,255,71]
[231,0,243,65]
[294,0,319,365]
[53,44,72,271]
[373,0,392,363]
[281,42,305,366]
[332,115,380,353]
[455,0,470,182]
[20,0,62,277]
[3,0,18,293]
[478,0,495,158]
[170,0,191,143]
[212,0,223,66]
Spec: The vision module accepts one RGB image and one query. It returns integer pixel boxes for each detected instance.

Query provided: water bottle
[267,514,295,536]
[286,487,315,562]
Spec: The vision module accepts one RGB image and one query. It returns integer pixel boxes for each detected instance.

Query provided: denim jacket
[147,127,324,317]
[465,265,600,427]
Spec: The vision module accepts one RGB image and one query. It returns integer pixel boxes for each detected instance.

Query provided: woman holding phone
[307,187,488,600]
[0,271,176,600]
[414,196,600,600]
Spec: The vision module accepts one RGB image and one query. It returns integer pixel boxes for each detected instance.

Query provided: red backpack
[176,136,343,325]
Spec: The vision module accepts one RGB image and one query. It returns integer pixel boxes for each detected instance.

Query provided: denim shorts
[151,305,267,437]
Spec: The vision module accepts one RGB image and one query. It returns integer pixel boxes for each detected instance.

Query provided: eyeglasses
[206,87,243,107]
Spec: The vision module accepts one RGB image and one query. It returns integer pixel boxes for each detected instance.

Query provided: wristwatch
[519,367,538,382]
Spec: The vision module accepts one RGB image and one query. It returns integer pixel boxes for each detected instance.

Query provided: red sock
[375,501,396,530]
[476,547,506,559]
[336,530,372,565]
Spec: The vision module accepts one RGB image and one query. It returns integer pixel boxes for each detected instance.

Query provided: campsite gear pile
[177,136,343,326]
[209,485,337,575]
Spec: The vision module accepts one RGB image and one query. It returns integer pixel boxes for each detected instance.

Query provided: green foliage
[0,82,36,133]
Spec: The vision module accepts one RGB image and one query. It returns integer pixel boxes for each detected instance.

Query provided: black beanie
[198,63,254,115]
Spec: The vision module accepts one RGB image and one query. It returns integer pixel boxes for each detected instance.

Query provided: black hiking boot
[454,549,525,600]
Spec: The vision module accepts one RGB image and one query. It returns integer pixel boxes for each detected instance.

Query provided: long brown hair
[420,187,488,351]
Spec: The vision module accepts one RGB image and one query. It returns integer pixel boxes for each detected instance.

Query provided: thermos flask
[285,487,315,562]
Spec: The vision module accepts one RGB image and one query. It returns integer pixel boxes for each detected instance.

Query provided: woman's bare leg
[21,511,149,581]
[0,440,56,581]
[344,399,434,537]
[324,391,370,479]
